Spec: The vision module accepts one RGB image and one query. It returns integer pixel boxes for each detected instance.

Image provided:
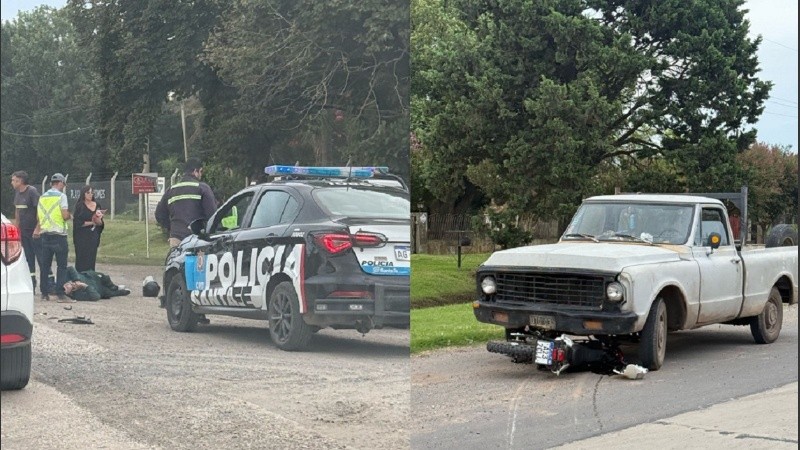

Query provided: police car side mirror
[189,218,208,238]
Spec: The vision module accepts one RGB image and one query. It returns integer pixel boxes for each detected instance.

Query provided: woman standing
[73,185,104,272]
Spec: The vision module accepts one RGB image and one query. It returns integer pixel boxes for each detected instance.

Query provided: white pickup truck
[473,194,798,371]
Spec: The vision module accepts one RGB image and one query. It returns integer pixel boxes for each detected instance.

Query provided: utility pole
[181,100,189,161]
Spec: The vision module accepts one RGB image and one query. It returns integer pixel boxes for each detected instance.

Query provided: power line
[762,38,798,52]
[763,111,798,118]
[766,99,798,109]
[0,126,93,137]
[769,95,798,105]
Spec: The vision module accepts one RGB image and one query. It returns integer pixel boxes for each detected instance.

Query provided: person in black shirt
[11,170,42,291]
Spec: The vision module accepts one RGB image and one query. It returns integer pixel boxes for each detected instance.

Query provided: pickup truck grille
[495,272,605,308]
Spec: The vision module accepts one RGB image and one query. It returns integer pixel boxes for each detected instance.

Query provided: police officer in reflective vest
[34,173,72,301]
[155,158,216,248]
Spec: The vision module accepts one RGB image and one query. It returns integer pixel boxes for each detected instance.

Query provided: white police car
[162,166,410,350]
[1,213,34,390]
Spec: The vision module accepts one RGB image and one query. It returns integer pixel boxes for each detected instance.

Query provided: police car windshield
[313,187,409,219]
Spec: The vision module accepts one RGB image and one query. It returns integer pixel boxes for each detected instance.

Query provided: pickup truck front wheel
[750,287,783,344]
[639,298,667,371]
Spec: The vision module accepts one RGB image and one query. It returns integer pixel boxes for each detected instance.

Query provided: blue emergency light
[264,165,389,178]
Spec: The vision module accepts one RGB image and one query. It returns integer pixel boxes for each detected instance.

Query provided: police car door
[231,189,302,310]
[197,191,255,307]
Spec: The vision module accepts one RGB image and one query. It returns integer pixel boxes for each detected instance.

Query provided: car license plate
[535,340,554,365]
[530,314,555,330]
[394,245,410,261]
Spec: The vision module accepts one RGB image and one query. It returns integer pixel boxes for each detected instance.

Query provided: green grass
[411,303,504,354]
[410,252,503,353]
[410,252,490,308]
[95,219,171,266]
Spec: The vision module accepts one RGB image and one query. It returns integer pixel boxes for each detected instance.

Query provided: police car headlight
[481,276,497,295]
[606,282,624,302]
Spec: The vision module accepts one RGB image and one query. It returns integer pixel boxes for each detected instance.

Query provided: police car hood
[337,218,410,276]
[481,242,681,272]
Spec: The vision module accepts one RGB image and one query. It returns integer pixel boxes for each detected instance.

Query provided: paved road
[411,304,799,449]
[1,264,410,450]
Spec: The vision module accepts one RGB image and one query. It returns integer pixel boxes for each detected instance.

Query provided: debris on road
[58,316,94,325]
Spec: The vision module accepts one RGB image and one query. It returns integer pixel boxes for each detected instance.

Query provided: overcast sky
[2,0,798,151]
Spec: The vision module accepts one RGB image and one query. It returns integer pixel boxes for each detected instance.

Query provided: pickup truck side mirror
[708,232,722,250]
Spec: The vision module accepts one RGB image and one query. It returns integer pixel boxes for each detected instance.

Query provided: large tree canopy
[66,0,224,174]
[412,0,771,218]
[1,6,103,178]
[203,0,410,179]
[63,0,410,180]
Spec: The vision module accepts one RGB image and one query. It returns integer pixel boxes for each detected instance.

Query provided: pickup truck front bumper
[473,301,639,335]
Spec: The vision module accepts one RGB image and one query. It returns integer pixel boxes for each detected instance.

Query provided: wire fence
[412,212,562,254]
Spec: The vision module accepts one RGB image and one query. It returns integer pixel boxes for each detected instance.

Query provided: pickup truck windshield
[564,202,694,244]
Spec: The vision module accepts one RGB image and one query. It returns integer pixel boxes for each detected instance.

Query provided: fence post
[170,168,179,187]
[110,171,118,220]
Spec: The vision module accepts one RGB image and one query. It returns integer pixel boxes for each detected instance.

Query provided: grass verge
[411,303,504,354]
[410,252,504,353]
[411,252,490,308]
[95,219,170,266]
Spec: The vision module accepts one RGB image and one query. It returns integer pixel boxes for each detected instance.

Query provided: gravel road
[1,264,410,450]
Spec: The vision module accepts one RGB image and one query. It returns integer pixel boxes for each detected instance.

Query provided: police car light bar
[264,165,390,179]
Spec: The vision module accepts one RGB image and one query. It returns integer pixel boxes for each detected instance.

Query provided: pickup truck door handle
[731,258,741,264]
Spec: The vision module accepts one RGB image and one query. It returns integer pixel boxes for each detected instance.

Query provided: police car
[162,166,410,350]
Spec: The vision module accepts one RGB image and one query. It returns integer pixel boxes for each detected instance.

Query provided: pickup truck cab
[474,194,798,370]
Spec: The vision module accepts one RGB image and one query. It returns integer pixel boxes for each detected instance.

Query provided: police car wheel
[166,276,199,332]
[268,281,312,351]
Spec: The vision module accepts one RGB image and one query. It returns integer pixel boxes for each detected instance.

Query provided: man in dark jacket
[63,266,130,301]
[155,158,217,248]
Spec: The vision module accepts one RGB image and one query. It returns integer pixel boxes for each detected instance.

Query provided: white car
[1,213,34,390]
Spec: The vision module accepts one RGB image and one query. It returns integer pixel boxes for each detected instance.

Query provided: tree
[202,0,410,180]
[1,6,103,183]
[737,143,798,230]
[412,0,770,219]
[66,0,226,174]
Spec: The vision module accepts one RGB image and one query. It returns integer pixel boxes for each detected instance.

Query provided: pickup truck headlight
[481,276,497,295]
[606,282,624,302]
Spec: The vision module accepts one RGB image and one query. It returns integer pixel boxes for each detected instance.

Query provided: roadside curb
[554,382,799,449]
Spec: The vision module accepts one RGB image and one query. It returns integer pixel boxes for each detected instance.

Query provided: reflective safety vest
[38,191,67,234]
[221,206,238,230]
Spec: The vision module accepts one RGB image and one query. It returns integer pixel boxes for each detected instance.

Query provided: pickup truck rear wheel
[268,281,312,351]
[639,298,667,371]
[750,287,783,344]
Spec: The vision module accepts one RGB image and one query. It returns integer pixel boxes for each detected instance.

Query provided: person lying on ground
[63,266,131,301]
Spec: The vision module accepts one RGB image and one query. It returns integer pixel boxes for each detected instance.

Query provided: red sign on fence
[132,173,158,194]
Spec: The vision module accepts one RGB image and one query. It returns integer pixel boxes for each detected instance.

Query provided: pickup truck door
[692,207,743,324]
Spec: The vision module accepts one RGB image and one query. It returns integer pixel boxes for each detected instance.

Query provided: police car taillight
[0,222,23,265]
[352,232,386,248]
[314,232,386,254]
[316,233,353,254]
